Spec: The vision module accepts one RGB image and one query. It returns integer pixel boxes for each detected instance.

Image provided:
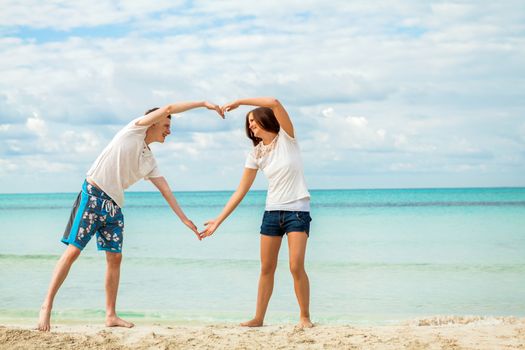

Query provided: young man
[37,101,224,331]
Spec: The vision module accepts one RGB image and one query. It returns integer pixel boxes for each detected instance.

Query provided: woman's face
[248,114,263,137]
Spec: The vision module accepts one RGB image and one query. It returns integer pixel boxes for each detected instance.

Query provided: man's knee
[106,252,123,266]
[62,245,81,263]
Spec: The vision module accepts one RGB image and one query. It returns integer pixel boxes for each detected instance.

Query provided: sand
[1,317,524,349]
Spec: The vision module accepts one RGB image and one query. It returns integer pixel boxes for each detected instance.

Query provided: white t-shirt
[245,128,310,211]
[86,117,161,207]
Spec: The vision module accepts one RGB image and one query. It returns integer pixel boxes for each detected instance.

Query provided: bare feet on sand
[298,317,314,328]
[240,318,264,327]
[37,305,52,332]
[105,316,134,328]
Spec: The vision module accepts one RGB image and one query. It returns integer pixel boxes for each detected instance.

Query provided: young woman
[200,97,313,328]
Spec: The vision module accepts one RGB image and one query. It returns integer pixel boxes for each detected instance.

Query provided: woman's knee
[260,262,277,276]
[289,262,305,277]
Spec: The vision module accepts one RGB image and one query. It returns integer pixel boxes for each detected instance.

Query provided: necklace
[254,134,278,159]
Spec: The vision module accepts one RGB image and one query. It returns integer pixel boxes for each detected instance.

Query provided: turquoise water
[1,188,525,325]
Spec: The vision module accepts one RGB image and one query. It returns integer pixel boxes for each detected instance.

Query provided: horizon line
[1,185,524,196]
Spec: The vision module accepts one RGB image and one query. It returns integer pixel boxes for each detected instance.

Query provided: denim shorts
[61,180,124,253]
[260,211,312,237]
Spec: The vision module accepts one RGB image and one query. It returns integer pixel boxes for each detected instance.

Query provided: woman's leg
[288,231,313,327]
[241,234,282,327]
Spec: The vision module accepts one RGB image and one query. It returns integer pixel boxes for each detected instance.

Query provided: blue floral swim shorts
[61,180,124,253]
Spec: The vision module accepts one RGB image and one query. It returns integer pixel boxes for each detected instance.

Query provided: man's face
[150,117,171,143]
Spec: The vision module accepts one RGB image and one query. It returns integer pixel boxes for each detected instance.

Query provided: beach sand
[1,316,524,349]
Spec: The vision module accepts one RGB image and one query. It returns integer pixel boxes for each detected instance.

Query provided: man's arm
[149,176,201,240]
[136,101,224,127]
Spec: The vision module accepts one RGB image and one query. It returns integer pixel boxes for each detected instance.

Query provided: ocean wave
[2,254,525,272]
[1,309,524,326]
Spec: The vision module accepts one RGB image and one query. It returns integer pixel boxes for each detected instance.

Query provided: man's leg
[105,251,134,328]
[38,245,81,331]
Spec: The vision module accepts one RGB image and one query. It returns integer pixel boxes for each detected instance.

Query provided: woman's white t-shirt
[245,128,310,211]
[86,117,162,207]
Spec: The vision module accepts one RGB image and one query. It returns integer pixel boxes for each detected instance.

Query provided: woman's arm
[149,176,201,240]
[223,97,294,137]
[137,101,224,127]
[200,168,258,238]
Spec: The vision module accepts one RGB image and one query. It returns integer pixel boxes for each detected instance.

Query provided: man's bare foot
[37,305,52,332]
[298,317,314,328]
[240,318,263,327]
[105,315,134,328]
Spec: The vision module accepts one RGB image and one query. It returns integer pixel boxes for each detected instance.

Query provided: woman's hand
[204,101,225,118]
[183,218,202,240]
[199,218,221,239]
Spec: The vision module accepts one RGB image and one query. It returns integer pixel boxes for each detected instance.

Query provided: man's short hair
[144,107,171,119]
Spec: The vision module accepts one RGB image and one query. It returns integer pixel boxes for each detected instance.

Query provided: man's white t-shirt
[245,128,310,211]
[86,117,162,207]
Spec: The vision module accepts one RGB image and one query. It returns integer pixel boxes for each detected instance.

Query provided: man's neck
[144,134,154,146]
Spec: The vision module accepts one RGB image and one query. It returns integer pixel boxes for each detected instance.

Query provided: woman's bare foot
[298,317,314,328]
[240,318,264,327]
[37,305,52,332]
[105,315,134,328]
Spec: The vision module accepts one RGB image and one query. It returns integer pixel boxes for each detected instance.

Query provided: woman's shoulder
[278,128,296,142]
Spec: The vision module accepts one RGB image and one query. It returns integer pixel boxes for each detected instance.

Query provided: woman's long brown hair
[245,107,280,146]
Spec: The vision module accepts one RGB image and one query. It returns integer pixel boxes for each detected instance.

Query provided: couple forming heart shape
[38,96,314,332]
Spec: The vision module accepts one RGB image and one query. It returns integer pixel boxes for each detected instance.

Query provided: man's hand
[183,218,201,240]
[222,100,240,113]
[204,101,225,119]
[200,218,220,239]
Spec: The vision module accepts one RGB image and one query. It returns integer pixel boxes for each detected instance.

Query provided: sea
[1,188,524,325]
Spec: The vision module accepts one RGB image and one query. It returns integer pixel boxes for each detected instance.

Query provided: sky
[0,0,524,193]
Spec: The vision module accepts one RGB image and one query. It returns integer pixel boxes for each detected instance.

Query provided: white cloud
[390,163,415,171]
[321,107,334,118]
[26,114,47,136]
[347,116,368,128]
[6,140,22,153]
[393,134,408,148]
[0,158,18,173]
[61,130,102,154]
[25,158,77,173]
[0,0,184,30]
[1,0,524,191]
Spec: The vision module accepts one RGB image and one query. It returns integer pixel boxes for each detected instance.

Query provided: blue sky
[1,1,524,193]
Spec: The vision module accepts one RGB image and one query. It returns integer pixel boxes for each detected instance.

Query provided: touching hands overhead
[204,101,225,119]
